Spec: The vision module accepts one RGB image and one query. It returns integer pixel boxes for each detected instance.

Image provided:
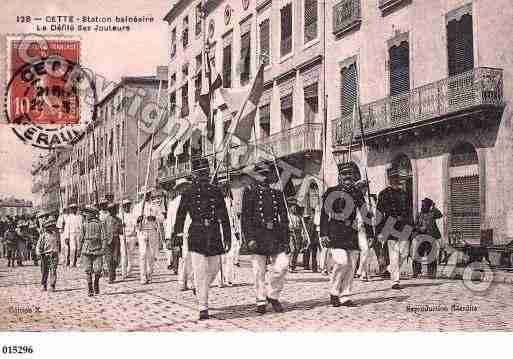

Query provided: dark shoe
[330,295,341,307]
[199,310,209,320]
[341,299,357,307]
[49,285,55,292]
[94,275,100,294]
[266,297,284,313]
[322,270,329,276]
[234,262,240,267]
[167,265,172,270]
[391,284,402,290]
[192,288,196,296]
[41,285,47,292]
[256,304,267,314]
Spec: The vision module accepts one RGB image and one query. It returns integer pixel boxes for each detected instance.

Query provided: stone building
[162,0,327,214]
[60,76,167,207]
[327,0,513,255]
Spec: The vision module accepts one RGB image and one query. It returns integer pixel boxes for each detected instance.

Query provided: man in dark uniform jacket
[102,203,122,284]
[376,167,413,289]
[320,163,372,307]
[241,161,290,314]
[173,157,231,320]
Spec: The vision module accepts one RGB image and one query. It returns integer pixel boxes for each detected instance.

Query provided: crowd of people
[0,158,444,320]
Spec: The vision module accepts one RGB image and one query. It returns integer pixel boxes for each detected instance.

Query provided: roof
[97,75,166,107]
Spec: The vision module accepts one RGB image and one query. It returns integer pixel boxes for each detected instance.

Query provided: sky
[0,0,171,200]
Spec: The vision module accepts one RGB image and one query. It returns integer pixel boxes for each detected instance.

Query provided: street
[1,252,511,332]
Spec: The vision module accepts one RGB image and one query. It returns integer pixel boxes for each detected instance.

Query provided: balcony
[378,0,411,15]
[158,160,192,182]
[333,0,361,37]
[332,68,504,146]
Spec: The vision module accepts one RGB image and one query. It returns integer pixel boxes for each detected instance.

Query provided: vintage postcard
[0,0,512,356]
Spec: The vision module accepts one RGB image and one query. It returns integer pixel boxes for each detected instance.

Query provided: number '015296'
[1,346,34,354]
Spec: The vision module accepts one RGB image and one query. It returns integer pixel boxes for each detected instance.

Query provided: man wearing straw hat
[120,197,137,279]
[172,157,231,320]
[135,186,163,285]
[65,202,82,268]
[36,216,61,292]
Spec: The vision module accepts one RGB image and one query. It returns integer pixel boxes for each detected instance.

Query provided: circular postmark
[4,35,96,149]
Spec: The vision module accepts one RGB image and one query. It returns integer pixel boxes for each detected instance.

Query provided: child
[36,216,61,292]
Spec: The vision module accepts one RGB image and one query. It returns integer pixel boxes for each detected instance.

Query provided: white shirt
[64,213,82,237]
[122,209,138,237]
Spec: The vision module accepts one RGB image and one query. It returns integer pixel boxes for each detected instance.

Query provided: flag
[199,47,222,141]
[224,64,264,143]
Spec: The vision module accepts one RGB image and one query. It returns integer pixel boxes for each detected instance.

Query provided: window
[182,16,189,48]
[109,128,114,156]
[389,41,410,96]
[304,83,319,122]
[304,0,318,43]
[181,83,189,117]
[223,44,232,88]
[259,104,270,138]
[332,0,361,36]
[170,73,176,87]
[340,62,357,116]
[281,95,293,130]
[447,13,474,76]
[281,3,293,56]
[170,27,177,58]
[259,19,270,66]
[182,63,189,79]
[195,73,202,101]
[195,2,202,36]
[240,31,251,85]
[169,92,176,117]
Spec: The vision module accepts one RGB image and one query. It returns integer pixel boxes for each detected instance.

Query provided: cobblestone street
[1,251,512,332]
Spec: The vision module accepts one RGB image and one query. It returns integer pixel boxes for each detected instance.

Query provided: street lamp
[332,145,352,167]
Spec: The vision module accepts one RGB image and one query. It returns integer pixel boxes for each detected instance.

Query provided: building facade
[59,76,167,207]
[163,0,327,214]
[327,0,513,255]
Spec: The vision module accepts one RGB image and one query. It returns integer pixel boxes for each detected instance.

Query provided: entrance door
[391,154,414,224]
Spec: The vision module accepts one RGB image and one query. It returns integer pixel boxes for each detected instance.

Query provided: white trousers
[330,249,359,297]
[387,239,410,284]
[138,230,159,284]
[251,252,289,305]
[319,245,333,272]
[356,228,371,278]
[60,235,67,264]
[178,237,194,289]
[68,232,79,266]
[120,235,136,278]
[190,251,221,311]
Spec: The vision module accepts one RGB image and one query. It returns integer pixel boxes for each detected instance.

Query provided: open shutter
[447,14,474,76]
[260,19,270,66]
[304,0,318,43]
[340,63,357,117]
[389,41,410,96]
[223,44,232,88]
[281,4,293,56]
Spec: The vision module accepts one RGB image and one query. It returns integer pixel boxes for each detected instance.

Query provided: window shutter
[240,32,251,83]
[281,94,293,110]
[194,74,202,101]
[450,175,480,244]
[340,63,357,116]
[223,44,232,88]
[181,83,189,117]
[389,41,410,96]
[304,83,318,99]
[259,104,270,122]
[281,4,293,56]
[260,19,270,66]
[304,0,318,43]
[447,14,474,76]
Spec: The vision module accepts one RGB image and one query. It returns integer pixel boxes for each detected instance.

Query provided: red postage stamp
[6,35,81,125]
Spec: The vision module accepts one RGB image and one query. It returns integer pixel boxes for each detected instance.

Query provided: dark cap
[387,167,400,179]
[422,197,434,206]
[338,162,354,178]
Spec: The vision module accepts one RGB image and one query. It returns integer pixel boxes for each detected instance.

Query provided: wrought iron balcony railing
[332,67,504,146]
[158,159,192,182]
[378,0,410,13]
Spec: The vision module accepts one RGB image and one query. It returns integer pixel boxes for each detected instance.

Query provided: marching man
[241,162,290,315]
[79,206,104,297]
[165,178,194,291]
[320,163,372,307]
[120,198,137,279]
[64,202,82,267]
[135,187,164,285]
[172,158,231,320]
